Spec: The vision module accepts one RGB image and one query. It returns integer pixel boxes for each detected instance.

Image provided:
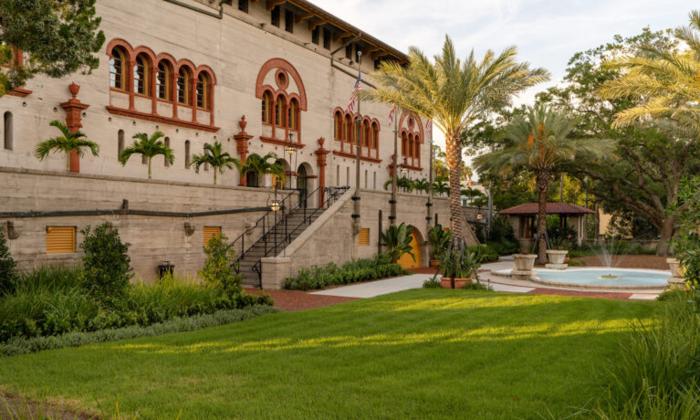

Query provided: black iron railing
[232,186,350,287]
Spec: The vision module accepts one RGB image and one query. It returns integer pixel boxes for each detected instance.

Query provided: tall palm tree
[474,105,610,263]
[119,131,174,179]
[599,10,700,133]
[191,142,240,185]
[362,36,549,243]
[35,120,99,172]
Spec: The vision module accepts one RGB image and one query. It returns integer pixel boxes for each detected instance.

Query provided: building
[0,0,453,288]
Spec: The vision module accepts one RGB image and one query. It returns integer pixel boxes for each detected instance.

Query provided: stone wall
[0,168,290,281]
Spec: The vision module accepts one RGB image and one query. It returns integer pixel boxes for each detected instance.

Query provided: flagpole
[390,106,398,226]
[352,51,363,236]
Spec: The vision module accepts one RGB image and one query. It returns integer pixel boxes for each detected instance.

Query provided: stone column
[234,116,253,186]
[314,137,329,207]
[60,83,90,173]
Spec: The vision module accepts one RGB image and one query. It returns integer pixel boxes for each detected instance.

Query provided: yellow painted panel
[358,228,370,246]
[46,226,76,254]
[203,226,222,246]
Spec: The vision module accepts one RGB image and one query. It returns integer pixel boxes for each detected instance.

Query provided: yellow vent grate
[203,226,222,246]
[358,227,370,246]
[46,226,77,254]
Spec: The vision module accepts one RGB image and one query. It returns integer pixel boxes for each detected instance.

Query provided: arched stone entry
[397,226,423,270]
[296,162,314,208]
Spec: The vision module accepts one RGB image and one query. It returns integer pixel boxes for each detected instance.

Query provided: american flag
[388,105,397,125]
[345,77,362,113]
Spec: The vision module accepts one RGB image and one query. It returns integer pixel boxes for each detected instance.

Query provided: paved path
[310,259,661,300]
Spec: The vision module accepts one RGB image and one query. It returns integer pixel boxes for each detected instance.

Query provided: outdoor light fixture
[270,200,281,212]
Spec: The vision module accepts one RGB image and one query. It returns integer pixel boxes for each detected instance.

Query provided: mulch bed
[572,254,669,270]
[245,289,357,312]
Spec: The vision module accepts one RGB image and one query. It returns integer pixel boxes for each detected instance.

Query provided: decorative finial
[69,82,80,98]
[239,115,248,131]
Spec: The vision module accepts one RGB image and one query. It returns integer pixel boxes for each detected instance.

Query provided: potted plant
[427,224,451,268]
[545,236,569,269]
[380,223,415,263]
[439,239,482,289]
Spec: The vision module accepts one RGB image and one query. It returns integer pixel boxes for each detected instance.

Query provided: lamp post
[390,106,398,226]
[352,51,363,236]
[285,133,297,190]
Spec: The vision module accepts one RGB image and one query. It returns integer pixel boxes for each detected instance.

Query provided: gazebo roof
[500,203,594,216]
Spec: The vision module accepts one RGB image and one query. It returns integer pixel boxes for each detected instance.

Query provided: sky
[318,0,695,163]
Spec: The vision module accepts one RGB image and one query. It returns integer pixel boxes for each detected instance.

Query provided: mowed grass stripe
[0,290,655,419]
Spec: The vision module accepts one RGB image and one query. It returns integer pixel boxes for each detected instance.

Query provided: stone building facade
[0,0,446,286]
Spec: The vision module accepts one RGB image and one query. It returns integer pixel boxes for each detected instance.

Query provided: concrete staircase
[234,187,350,287]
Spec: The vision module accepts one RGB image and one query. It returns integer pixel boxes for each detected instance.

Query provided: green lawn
[0,290,655,419]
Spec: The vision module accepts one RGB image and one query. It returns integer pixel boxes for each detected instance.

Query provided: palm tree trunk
[536,172,549,264]
[213,169,218,185]
[147,157,152,179]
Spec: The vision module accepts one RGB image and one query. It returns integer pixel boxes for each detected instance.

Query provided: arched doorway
[274,158,290,190]
[296,162,314,208]
[246,171,259,187]
[397,226,423,270]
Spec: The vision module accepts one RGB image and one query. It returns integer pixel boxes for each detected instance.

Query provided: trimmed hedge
[0,306,277,357]
[284,257,406,291]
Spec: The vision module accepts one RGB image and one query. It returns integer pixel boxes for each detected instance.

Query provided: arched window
[414,136,420,159]
[334,111,343,140]
[109,47,128,90]
[196,73,210,110]
[156,61,172,101]
[408,134,414,159]
[261,91,273,124]
[164,137,170,167]
[117,129,124,158]
[371,122,380,150]
[288,98,299,131]
[275,95,286,127]
[362,120,371,148]
[401,132,408,155]
[364,169,368,188]
[133,53,151,96]
[177,67,193,105]
[185,140,191,168]
[3,112,13,151]
[344,114,353,145]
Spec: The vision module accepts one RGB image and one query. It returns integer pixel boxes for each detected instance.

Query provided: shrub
[422,276,441,288]
[594,296,700,418]
[284,255,406,291]
[81,223,132,305]
[0,306,277,357]
[428,224,451,260]
[468,244,499,263]
[0,230,17,296]
[200,233,242,298]
[381,223,414,263]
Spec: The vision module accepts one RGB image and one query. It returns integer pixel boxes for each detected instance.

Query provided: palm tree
[380,223,415,263]
[191,142,240,185]
[474,105,610,263]
[413,178,430,194]
[240,153,284,188]
[362,36,549,243]
[599,10,700,132]
[119,131,174,179]
[35,120,99,172]
[433,178,449,196]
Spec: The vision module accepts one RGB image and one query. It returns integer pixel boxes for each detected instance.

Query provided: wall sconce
[184,222,195,237]
[270,200,281,212]
[6,221,19,240]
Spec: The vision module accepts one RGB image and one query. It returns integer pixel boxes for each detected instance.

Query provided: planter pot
[440,277,473,289]
[430,259,440,268]
[513,254,537,271]
[546,250,568,265]
[667,258,684,278]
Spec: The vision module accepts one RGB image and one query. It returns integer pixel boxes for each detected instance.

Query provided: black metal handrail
[241,186,350,287]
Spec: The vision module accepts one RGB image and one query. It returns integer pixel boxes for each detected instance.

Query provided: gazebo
[500,203,594,250]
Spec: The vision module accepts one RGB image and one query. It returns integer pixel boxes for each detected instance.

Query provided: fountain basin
[533,268,669,289]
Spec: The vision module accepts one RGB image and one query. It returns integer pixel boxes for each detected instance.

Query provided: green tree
[200,233,241,298]
[35,120,99,171]
[475,105,610,263]
[0,230,18,296]
[81,223,132,305]
[119,131,174,179]
[0,0,104,95]
[241,153,284,187]
[362,36,549,243]
[380,223,414,263]
[191,142,241,185]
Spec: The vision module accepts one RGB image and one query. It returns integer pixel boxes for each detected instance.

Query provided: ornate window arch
[196,72,211,110]
[133,53,152,96]
[177,66,194,105]
[261,90,273,124]
[255,58,307,144]
[109,46,129,91]
[399,111,423,168]
[156,60,173,101]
